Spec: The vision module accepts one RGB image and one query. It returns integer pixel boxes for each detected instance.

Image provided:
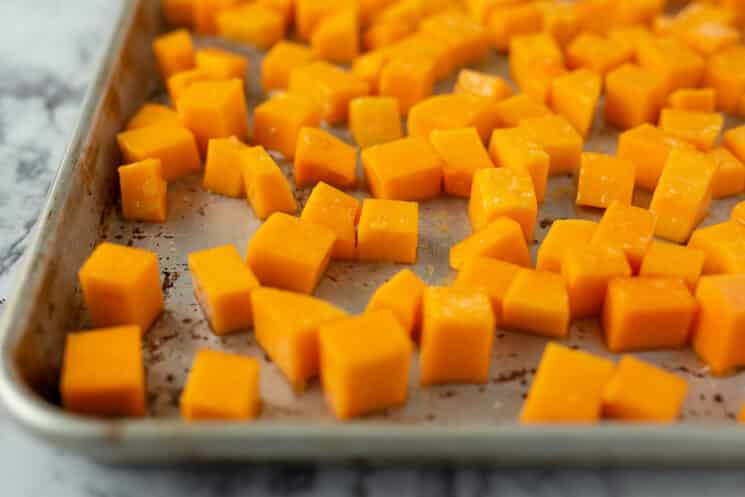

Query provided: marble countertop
[1,1,744,495]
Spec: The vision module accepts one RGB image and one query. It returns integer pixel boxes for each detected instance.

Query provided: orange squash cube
[371,0,422,27]
[705,45,745,113]
[152,29,195,80]
[61,326,145,417]
[116,125,201,181]
[518,114,583,175]
[203,137,246,198]
[430,127,494,198]
[295,0,352,40]
[420,287,495,385]
[732,201,745,225]
[194,48,248,81]
[252,92,321,159]
[617,123,692,191]
[311,9,359,63]
[301,182,360,260]
[537,1,581,47]
[449,217,531,270]
[667,88,717,113]
[166,69,220,105]
[509,33,566,104]
[724,125,745,165]
[466,0,513,24]
[658,109,723,152]
[639,241,705,291]
[252,287,347,391]
[349,96,402,149]
[709,147,745,199]
[378,53,438,114]
[261,42,317,92]
[294,127,357,188]
[503,269,570,338]
[603,277,697,352]
[537,219,598,273]
[319,310,413,419]
[637,36,705,94]
[493,94,551,128]
[351,49,390,94]
[79,243,163,333]
[688,221,745,275]
[188,244,260,335]
[682,21,739,58]
[241,146,297,219]
[126,103,181,130]
[162,0,194,27]
[549,68,602,138]
[180,349,260,420]
[488,127,549,203]
[604,63,667,130]
[602,355,688,422]
[608,25,654,57]
[391,33,454,81]
[613,0,665,26]
[454,69,513,103]
[576,152,635,209]
[408,94,501,144]
[363,21,411,51]
[257,0,294,27]
[366,268,427,336]
[362,136,443,201]
[520,343,615,423]
[566,32,633,75]
[487,3,542,52]
[193,0,239,34]
[591,201,656,272]
[118,159,168,223]
[247,212,335,294]
[419,11,490,68]
[216,3,285,49]
[454,257,522,320]
[357,198,418,264]
[469,167,537,241]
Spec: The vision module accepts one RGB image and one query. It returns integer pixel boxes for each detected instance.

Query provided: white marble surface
[1,1,745,495]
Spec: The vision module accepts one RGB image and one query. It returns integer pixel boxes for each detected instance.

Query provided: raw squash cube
[252,287,347,391]
[79,243,163,333]
[649,147,717,243]
[295,0,352,41]
[194,0,239,34]
[591,201,656,272]
[667,88,716,113]
[605,63,667,130]
[408,94,500,144]
[612,0,665,26]
[502,269,570,338]
[454,257,521,320]
[573,0,615,34]
[188,244,260,335]
[608,25,654,56]
[454,69,513,103]
[294,127,357,188]
[241,146,297,219]
[639,241,705,291]
[162,0,194,27]
[602,277,697,352]
[61,326,145,417]
[449,217,531,270]
[118,159,168,223]
[709,147,745,199]
[536,219,598,273]
[177,79,249,153]
[549,68,602,138]
[576,152,635,209]
[469,167,537,241]
[288,61,369,124]
[318,310,413,419]
[252,92,321,159]
[688,221,745,275]
[658,109,723,152]
[487,3,542,52]
[362,136,443,201]
[371,0,422,27]
[194,48,248,81]
[466,0,511,24]
[378,54,438,114]
[216,3,285,49]
[363,21,411,51]
[420,287,495,385]
[351,49,391,94]
[602,355,688,422]
[180,349,260,420]
[493,94,551,128]
[518,114,583,175]
[391,33,454,81]
[537,1,581,47]
[311,9,359,63]
[724,125,745,164]
[430,127,494,198]
[258,0,294,26]
[566,32,633,75]
[733,201,745,224]
[520,343,615,423]
[367,268,427,336]
[704,45,745,113]
[637,36,705,93]
[126,103,181,130]
[509,33,566,104]
[301,182,360,260]
[261,41,317,92]
[349,96,402,149]
[117,125,201,181]
[693,274,745,375]
[488,127,549,203]
[203,137,246,198]
[617,123,693,190]
[152,29,195,80]
[246,212,335,294]
[357,198,418,264]
[419,11,490,67]
[166,69,220,105]
[681,21,739,58]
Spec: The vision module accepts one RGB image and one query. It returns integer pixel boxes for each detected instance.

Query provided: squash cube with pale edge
[378,54,437,115]
[659,109,723,152]
[311,9,359,63]
[724,125,745,165]
[246,213,335,294]
[667,88,716,113]
[469,167,537,241]
[637,36,705,93]
[639,241,705,291]
[362,136,443,201]
[116,125,201,181]
[195,48,247,81]
[126,103,181,130]
[152,29,195,80]
[166,69,220,104]
[188,245,260,335]
[408,94,501,144]
[430,128,494,198]
[604,64,667,130]
[261,41,317,92]
[454,257,521,321]
[253,92,321,160]
[241,146,297,219]
[591,202,656,273]
[357,199,418,264]
[689,221,745,275]
[216,4,285,49]
[449,217,531,270]
[454,69,512,103]
[520,343,615,423]
[349,96,402,149]
[536,219,598,273]
[681,22,739,58]
[502,270,570,338]
[118,159,168,223]
[61,326,145,417]
[705,45,745,113]
[203,137,246,198]
[252,287,347,391]
[301,182,360,260]
[294,127,357,188]
[487,3,543,53]
[419,287,495,386]
[366,269,427,336]
[493,94,551,128]
[180,349,260,420]
[194,0,239,34]
[617,124,693,191]
[318,310,413,420]
[79,243,163,333]
[488,127,549,203]
[709,147,745,199]
[288,62,368,124]
[163,0,194,27]
[562,245,631,319]
[549,69,601,138]
[693,274,745,375]
[518,115,583,175]
[576,153,635,209]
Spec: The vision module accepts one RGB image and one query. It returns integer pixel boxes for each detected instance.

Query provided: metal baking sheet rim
[2,0,745,464]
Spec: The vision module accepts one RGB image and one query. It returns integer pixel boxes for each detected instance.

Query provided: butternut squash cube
[203,137,246,198]
[617,123,692,190]
[509,33,566,104]
[613,0,665,26]
[705,45,745,113]
[518,114,583,175]
[118,158,168,223]
[493,94,551,128]
[454,69,513,103]
[449,217,531,270]
[487,3,542,52]
[258,0,294,27]
[566,32,633,75]
[126,103,181,130]
[724,125,745,164]
[194,48,248,81]
[301,182,360,260]
[194,0,239,34]
[603,277,697,352]
[363,21,411,51]
[733,201,745,225]
[362,136,443,201]
[351,49,390,94]
[252,287,347,391]
[602,355,688,422]
[420,287,495,385]
[61,326,145,417]
[318,310,413,419]
[638,36,706,93]
[488,127,549,203]
[295,0,351,41]
[216,4,285,49]
[407,94,501,144]
[639,241,705,291]
[688,221,745,275]
[152,29,195,80]
[419,11,490,68]
[608,25,654,57]
[549,68,602,138]
[536,219,598,273]
[349,96,402,149]
[658,109,723,152]
[667,88,716,113]
[709,147,745,199]
[116,125,201,181]
[469,167,537,240]
[378,53,437,114]
[604,63,667,130]
[180,349,260,420]
[294,127,357,188]
[503,269,570,338]
[252,92,321,159]
[576,152,635,209]
[166,68,220,105]
[79,243,163,333]
[357,198,418,264]
[537,1,581,47]
[162,0,194,27]
[454,257,521,321]
[311,9,359,64]
[591,201,656,272]
[366,268,427,336]
[391,33,454,81]
[682,21,739,58]
[241,146,297,219]
[430,127,494,198]
[261,41,317,92]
